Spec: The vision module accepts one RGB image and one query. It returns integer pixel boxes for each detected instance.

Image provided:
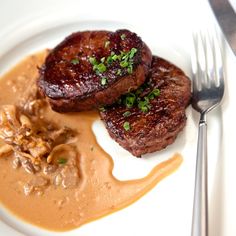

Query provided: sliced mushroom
[12,156,21,169]
[47,144,77,164]
[0,144,12,158]
[21,159,35,174]
[23,176,48,196]
[0,104,79,189]
[43,164,58,175]
[61,166,79,188]
[19,114,32,128]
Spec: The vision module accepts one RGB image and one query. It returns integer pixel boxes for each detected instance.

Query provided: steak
[38,29,152,112]
[99,56,191,157]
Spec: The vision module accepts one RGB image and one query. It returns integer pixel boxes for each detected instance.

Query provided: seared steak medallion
[100,56,191,157]
[38,29,152,112]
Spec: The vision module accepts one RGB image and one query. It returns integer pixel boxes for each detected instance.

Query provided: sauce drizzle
[0,51,182,231]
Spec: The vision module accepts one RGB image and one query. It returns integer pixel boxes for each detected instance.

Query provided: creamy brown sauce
[0,51,182,231]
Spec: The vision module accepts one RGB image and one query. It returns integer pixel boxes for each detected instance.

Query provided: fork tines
[191,29,224,113]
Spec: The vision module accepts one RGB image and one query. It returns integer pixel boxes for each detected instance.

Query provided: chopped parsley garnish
[119,47,137,72]
[104,40,110,48]
[129,48,137,58]
[123,111,131,117]
[89,57,98,65]
[116,69,122,75]
[127,65,133,74]
[106,55,113,64]
[120,60,129,68]
[112,54,120,61]
[99,106,106,112]
[57,158,67,164]
[89,57,107,73]
[123,121,130,131]
[121,34,126,40]
[148,88,160,99]
[124,93,136,108]
[121,86,160,112]
[88,48,138,80]
[94,63,107,73]
[101,77,107,85]
[138,97,151,113]
[71,58,79,65]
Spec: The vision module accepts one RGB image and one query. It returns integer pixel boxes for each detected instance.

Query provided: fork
[191,30,224,236]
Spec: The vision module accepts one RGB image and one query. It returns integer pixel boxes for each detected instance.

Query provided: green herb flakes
[127,65,133,74]
[123,121,130,131]
[121,34,126,40]
[129,48,138,58]
[89,57,98,65]
[123,111,131,117]
[57,158,67,164]
[89,48,138,76]
[116,69,122,75]
[138,101,150,112]
[104,41,110,48]
[119,81,160,113]
[120,60,129,68]
[99,106,106,112]
[71,58,79,65]
[106,55,113,64]
[148,88,160,100]
[124,93,136,108]
[94,63,107,73]
[89,56,107,74]
[101,77,107,85]
[101,57,106,63]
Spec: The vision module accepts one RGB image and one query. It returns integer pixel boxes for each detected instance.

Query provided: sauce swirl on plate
[0,51,182,231]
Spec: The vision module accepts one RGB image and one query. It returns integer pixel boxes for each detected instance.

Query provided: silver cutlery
[191,31,225,236]
[209,0,236,55]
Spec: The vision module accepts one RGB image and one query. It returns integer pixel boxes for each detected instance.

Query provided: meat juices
[100,57,191,157]
[38,29,152,112]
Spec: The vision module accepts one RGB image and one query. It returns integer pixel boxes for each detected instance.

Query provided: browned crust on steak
[38,29,152,112]
[99,56,191,157]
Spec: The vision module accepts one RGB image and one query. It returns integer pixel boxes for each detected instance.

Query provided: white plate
[0,0,236,235]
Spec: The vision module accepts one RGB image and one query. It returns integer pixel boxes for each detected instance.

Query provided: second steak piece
[100,56,191,157]
[38,29,152,112]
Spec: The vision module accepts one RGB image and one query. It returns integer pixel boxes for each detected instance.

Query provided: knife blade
[209,0,236,55]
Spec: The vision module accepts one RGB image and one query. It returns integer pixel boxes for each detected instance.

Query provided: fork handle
[191,113,208,236]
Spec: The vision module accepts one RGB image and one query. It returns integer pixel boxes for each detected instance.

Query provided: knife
[209,0,236,55]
